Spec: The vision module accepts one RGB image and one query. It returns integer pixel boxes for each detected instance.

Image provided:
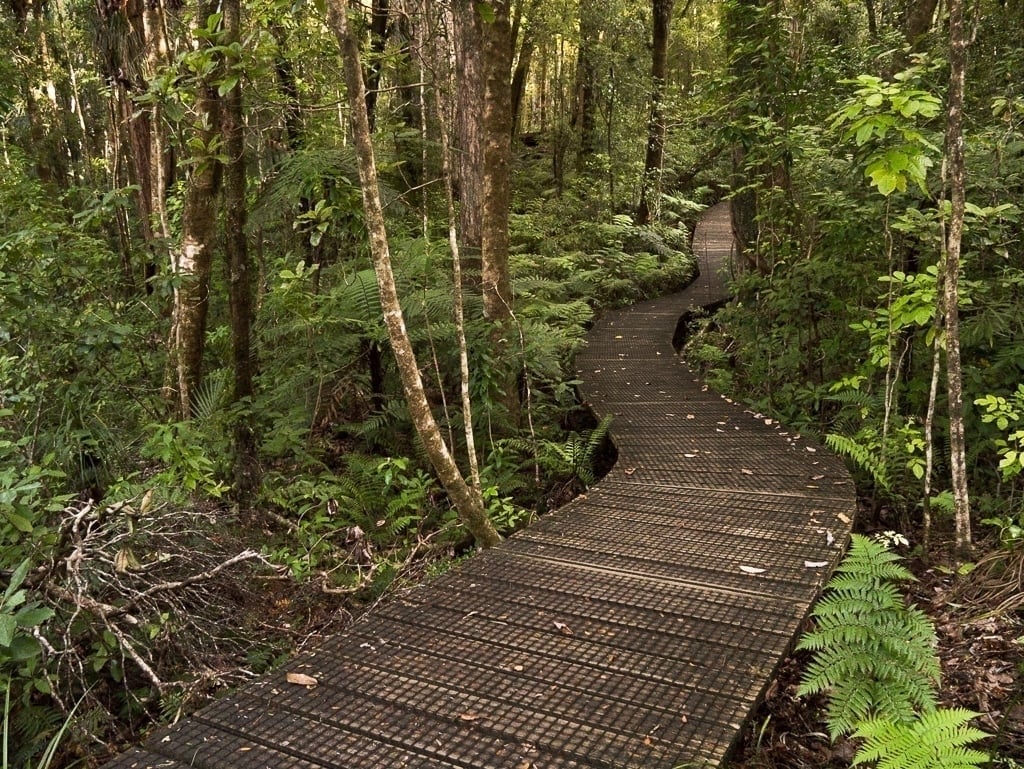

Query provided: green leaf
[217,76,239,97]
[0,614,16,647]
[15,606,53,627]
[3,510,33,533]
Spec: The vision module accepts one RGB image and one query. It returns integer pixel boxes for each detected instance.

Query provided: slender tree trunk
[575,0,598,167]
[943,0,971,556]
[222,0,258,498]
[636,0,675,225]
[436,79,481,488]
[451,0,484,275]
[166,0,221,419]
[364,0,391,130]
[864,0,878,39]
[479,0,518,426]
[326,0,501,548]
[509,2,537,137]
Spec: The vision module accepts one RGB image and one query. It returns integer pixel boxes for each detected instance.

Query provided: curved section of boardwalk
[104,203,854,769]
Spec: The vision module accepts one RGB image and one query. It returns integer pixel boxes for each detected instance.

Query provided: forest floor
[728,509,1024,768]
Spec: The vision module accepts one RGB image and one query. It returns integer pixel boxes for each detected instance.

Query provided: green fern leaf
[853,709,988,769]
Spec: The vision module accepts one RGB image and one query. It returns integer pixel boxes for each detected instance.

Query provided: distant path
[103,203,855,769]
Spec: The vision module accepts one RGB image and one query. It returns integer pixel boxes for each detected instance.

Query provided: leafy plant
[3,684,78,769]
[797,535,988,769]
[533,415,614,489]
[852,709,989,769]
[797,534,940,738]
[829,70,942,196]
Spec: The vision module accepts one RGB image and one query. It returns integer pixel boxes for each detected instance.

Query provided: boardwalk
[104,203,855,769]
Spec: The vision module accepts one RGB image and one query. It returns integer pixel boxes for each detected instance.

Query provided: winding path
[104,203,855,769]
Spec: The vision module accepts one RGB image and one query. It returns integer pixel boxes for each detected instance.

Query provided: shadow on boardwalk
[105,203,854,769]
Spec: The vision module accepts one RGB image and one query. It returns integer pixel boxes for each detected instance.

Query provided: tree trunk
[575,0,599,167]
[222,0,258,498]
[364,0,391,130]
[636,0,675,225]
[326,0,501,549]
[943,0,971,557]
[509,1,537,136]
[478,0,519,426]
[166,0,221,419]
[452,0,484,275]
[904,0,938,49]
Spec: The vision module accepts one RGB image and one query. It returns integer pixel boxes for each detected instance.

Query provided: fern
[797,534,940,739]
[192,368,229,423]
[538,416,613,487]
[826,432,892,491]
[852,709,988,769]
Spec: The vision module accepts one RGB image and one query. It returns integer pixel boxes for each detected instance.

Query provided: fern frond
[798,534,940,738]
[826,432,892,490]
[853,709,988,769]
[830,535,913,582]
[192,368,229,423]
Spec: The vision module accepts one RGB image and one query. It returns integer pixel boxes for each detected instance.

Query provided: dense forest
[0,0,1022,764]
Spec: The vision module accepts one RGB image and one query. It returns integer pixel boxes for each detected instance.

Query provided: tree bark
[509,0,538,136]
[451,0,484,274]
[478,0,518,426]
[904,0,938,49]
[327,0,501,548]
[575,0,599,166]
[364,0,391,130]
[943,0,971,556]
[166,0,221,419]
[636,0,675,225]
[222,0,258,498]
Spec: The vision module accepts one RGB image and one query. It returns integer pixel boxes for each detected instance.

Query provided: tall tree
[451,0,485,271]
[636,0,675,225]
[942,0,971,555]
[326,0,501,548]
[509,0,539,136]
[166,1,222,419]
[478,0,517,424]
[222,0,258,496]
[574,0,599,166]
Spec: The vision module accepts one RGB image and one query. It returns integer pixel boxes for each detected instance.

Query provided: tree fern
[853,709,988,769]
[797,534,940,738]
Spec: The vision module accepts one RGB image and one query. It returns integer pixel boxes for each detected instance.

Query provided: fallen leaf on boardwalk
[286,672,318,687]
[553,621,574,636]
[741,468,754,475]
[687,414,695,419]
[515,762,533,769]
[804,560,829,568]
[805,446,817,452]
[624,467,637,475]
[459,712,481,721]
[837,512,851,524]
[739,565,766,574]
[826,529,836,546]
[643,736,653,746]
[680,714,688,724]
[812,474,825,480]
[764,419,773,425]
[512,664,525,672]
[684,453,698,458]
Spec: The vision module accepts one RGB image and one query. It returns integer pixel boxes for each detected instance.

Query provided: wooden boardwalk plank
[102,202,854,769]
